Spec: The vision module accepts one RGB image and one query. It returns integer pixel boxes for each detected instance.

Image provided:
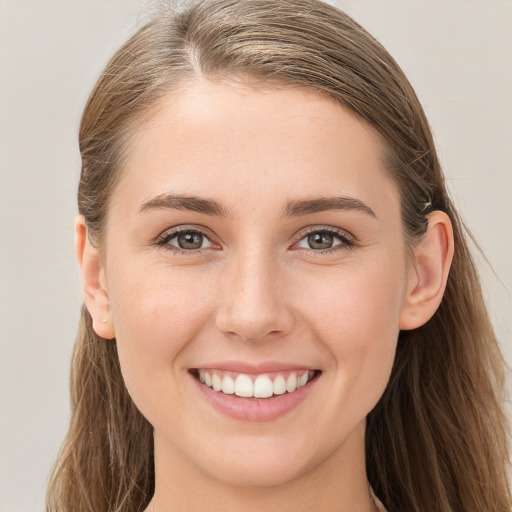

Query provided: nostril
[223,329,286,343]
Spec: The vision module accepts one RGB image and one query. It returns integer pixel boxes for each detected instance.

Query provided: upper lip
[191,361,318,374]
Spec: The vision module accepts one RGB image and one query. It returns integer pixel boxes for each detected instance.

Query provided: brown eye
[177,232,203,249]
[165,230,214,251]
[307,232,334,249]
[294,228,354,252]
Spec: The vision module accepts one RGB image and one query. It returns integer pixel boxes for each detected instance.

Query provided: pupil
[308,232,333,249]
[178,232,203,249]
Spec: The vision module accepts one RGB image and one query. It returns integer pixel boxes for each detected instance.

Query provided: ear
[75,215,116,339]
[399,211,454,330]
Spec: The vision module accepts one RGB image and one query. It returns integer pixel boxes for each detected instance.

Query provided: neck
[149,422,377,512]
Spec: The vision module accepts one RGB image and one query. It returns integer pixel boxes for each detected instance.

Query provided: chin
[202,453,313,489]
[186,431,335,489]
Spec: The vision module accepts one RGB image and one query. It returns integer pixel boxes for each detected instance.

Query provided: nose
[215,249,294,343]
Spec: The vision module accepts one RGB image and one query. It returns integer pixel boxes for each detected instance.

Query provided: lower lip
[192,373,319,422]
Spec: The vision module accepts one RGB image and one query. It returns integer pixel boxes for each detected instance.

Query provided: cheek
[110,260,213,341]
[106,263,215,408]
[296,257,406,392]
[300,257,405,332]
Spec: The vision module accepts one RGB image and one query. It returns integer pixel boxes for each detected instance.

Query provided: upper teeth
[198,370,315,398]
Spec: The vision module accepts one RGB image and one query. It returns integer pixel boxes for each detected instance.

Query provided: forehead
[112,79,399,220]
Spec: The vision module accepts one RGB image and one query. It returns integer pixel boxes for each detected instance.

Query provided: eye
[158,228,216,252]
[294,227,354,252]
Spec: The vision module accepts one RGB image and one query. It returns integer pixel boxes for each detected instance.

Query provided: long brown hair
[47,1,511,510]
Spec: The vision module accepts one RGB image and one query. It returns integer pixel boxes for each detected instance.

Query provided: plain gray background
[1,1,510,510]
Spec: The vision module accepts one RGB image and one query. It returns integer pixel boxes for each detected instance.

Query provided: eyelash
[292,226,356,254]
[156,226,219,255]
[155,225,356,255]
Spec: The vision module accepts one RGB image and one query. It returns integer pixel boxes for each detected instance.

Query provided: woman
[46,0,511,511]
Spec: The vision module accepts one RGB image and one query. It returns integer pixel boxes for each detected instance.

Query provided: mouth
[190,368,321,399]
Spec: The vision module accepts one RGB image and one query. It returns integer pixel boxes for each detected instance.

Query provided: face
[97,79,414,487]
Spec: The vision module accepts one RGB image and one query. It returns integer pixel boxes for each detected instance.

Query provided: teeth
[253,375,273,398]
[198,370,316,398]
[234,374,253,397]
[286,373,297,393]
[221,375,235,394]
[273,374,287,395]
[297,372,309,388]
[212,374,222,391]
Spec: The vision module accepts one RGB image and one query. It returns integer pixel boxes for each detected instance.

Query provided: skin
[77,79,453,512]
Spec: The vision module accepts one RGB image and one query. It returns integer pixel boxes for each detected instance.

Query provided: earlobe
[75,215,116,339]
[399,211,454,330]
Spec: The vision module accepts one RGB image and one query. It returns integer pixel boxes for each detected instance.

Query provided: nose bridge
[215,242,293,342]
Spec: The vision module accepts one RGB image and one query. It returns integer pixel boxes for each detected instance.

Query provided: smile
[190,367,321,421]
[196,369,317,398]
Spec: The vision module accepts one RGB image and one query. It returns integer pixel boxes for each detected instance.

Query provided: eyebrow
[139,194,232,217]
[139,193,376,219]
[282,197,376,218]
